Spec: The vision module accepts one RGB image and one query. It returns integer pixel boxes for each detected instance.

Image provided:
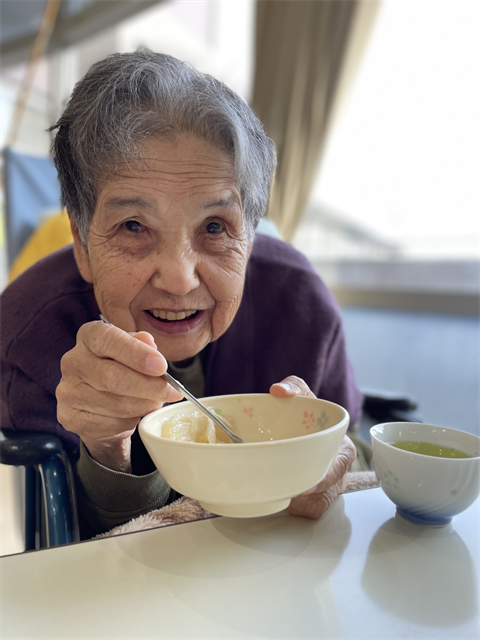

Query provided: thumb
[270,376,316,399]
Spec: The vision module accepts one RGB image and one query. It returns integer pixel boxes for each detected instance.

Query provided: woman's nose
[150,250,200,296]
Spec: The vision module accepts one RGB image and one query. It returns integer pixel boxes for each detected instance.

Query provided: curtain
[251,0,377,242]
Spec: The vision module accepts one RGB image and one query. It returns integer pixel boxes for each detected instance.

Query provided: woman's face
[73,134,251,363]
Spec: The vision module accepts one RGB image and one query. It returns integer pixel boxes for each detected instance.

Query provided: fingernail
[167,386,183,401]
[145,355,164,375]
[277,382,294,391]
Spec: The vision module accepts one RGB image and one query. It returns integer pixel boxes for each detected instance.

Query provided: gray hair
[50,50,276,244]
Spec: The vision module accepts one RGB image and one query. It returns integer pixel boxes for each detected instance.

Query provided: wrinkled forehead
[96,133,239,200]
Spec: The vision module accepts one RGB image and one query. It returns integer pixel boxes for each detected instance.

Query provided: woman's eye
[205,221,223,234]
[124,220,143,233]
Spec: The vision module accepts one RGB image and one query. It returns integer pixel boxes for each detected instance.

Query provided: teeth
[150,310,196,321]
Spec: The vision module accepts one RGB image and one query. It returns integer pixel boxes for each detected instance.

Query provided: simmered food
[162,411,233,443]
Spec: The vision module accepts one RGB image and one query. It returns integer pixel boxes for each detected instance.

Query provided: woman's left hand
[269,375,357,519]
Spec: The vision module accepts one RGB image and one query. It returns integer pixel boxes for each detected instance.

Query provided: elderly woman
[1,51,362,539]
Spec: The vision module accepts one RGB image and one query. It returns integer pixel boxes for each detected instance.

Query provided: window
[294,0,480,262]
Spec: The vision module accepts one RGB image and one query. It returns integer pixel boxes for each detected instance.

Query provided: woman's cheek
[209,271,246,339]
[91,255,149,323]
[94,246,150,286]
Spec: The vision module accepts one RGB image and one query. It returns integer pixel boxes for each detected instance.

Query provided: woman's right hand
[56,320,182,472]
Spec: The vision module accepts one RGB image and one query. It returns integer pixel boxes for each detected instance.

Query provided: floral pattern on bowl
[302,410,330,431]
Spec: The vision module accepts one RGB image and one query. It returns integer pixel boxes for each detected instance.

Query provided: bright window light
[296,0,480,260]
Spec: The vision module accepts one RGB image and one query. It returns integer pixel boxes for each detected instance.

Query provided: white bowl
[371,422,480,526]
[139,394,349,517]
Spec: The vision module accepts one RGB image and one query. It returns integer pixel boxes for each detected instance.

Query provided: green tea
[391,441,471,458]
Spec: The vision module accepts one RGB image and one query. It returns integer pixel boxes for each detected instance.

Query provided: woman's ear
[69,214,93,283]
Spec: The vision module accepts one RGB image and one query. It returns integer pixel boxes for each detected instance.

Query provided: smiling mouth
[146,309,201,322]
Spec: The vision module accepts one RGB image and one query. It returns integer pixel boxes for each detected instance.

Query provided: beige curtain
[251,0,378,242]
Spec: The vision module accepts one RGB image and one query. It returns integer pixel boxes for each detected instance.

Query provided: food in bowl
[139,393,349,518]
[161,411,233,444]
[371,422,480,526]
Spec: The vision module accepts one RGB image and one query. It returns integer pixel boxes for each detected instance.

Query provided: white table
[1,488,478,639]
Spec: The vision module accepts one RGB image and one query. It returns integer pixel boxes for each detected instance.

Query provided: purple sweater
[1,234,362,460]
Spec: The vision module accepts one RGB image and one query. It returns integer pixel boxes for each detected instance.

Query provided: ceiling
[0,0,164,67]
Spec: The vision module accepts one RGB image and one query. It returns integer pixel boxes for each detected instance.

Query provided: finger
[291,436,356,500]
[79,321,167,376]
[287,473,348,520]
[60,406,139,441]
[130,332,183,397]
[66,322,182,401]
[60,351,182,402]
[56,379,165,420]
[131,331,157,350]
[269,375,316,399]
[313,435,357,493]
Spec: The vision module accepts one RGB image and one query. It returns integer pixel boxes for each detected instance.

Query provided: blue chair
[0,430,79,550]
[3,147,62,268]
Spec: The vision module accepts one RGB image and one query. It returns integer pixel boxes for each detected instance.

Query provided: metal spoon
[161,371,245,443]
[99,315,245,444]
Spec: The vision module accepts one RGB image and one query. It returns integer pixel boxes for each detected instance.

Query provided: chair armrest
[1,429,80,547]
[0,430,64,466]
[362,389,423,423]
